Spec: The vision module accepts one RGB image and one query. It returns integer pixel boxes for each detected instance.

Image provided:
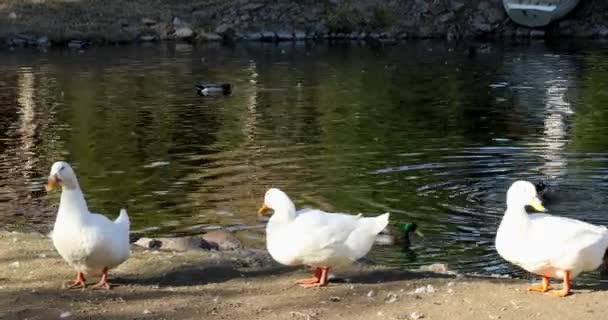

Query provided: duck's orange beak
[258,203,272,216]
[45,175,59,192]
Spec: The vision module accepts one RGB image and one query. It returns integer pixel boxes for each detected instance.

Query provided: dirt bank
[0,0,608,49]
[1,230,608,320]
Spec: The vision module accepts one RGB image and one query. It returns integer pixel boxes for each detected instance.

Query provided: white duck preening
[46,161,130,290]
[495,180,608,297]
[258,188,390,288]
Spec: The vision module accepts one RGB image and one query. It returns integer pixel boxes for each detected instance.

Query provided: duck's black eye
[59,166,65,172]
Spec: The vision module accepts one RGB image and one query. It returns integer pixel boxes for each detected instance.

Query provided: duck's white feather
[496,181,608,279]
[264,190,389,268]
[51,174,130,276]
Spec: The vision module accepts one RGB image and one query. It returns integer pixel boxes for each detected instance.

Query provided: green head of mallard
[400,222,424,238]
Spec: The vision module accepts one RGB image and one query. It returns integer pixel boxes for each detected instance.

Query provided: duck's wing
[526,214,608,264]
[292,209,361,248]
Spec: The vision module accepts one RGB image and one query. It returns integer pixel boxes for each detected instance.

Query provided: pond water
[2,40,608,279]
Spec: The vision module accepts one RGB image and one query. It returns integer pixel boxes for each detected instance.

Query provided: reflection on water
[1,41,608,279]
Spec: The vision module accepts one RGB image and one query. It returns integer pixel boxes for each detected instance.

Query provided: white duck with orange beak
[46,161,130,289]
[496,180,608,297]
[258,188,389,288]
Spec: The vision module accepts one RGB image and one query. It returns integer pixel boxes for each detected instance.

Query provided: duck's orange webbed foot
[90,268,111,290]
[65,272,86,289]
[528,276,551,292]
[297,267,329,288]
[549,271,571,297]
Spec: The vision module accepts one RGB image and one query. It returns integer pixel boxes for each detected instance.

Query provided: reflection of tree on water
[507,50,575,182]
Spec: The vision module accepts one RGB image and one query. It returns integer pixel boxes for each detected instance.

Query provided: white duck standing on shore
[496,180,608,297]
[258,188,389,288]
[46,161,130,289]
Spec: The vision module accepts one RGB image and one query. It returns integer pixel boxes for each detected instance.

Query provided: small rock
[474,22,492,33]
[260,31,276,41]
[276,31,293,41]
[172,17,183,27]
[410,311,425,320]
[385,292,399,303]
[10,261,20,268]
[215,24,233,35]
[600,28,608,38]
[198,32,222,41]
[367,290,376,298]
[67,40,87,49]
[141,18,157,26]
[136,34,156,44]
[530,29,545,38]
[7,12,17,20]
[294,30,306,40]
[329,296,341,302]
[36,36,49,47]
[419,263,449,273]
[175,27,194,40]
[60,311,72,318]
[241,2,265,11]
[485,8,505,25]
[438,12,455,23]
[447,282,455,287]
[450,0,464,11]
[143,309,152,314]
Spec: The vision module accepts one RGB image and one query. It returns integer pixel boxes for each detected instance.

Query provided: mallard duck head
[507,180,545,211]
[400,222,424,237]
[46,161,78,191]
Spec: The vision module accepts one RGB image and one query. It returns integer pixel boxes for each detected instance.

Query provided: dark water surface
[2,40,608,279]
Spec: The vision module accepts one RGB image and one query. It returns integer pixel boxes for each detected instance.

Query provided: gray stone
[243,32,262,40]
[172,17,184,27]
[477,2,490,11]
[438,12,455,23]
[215,23,233,35]
[474,22,492,33]
[67,40,87,49]
[175,26,194,40]
[141,18,157,26]
[276,31,294,40]
[429,0,447,15]
[599,28,608,38]
[137,33,157,42]
[515,28,530,37]
[450,0,465,11]
[530,29,545,38]
[294,30,307,40]
[198,32,222,41]
[240,14,251,21]
[36,36,49,47]
[202,230,242,250]
[416,0,430,13]
[7,12,17,20]
[241,2,265,11]
[485,8,505,25]
[261,31,276,41]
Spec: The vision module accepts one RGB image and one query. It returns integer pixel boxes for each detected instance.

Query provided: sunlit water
[2,41,608,281]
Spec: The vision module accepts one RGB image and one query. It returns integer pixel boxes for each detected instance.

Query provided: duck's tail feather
[115,208,130,228]
[346,212,390,260]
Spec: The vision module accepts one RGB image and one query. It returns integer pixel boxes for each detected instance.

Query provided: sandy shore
[1,230,607,320]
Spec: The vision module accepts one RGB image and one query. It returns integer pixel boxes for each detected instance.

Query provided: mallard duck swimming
[375,223,423,248]
[196,83,231,96]
[258,188,390,288]
[495,180,608,297]
[46,161,130,289]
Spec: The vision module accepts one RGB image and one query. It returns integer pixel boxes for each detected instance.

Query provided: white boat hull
[503,0,580,27]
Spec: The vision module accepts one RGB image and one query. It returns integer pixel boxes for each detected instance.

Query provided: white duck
[258,188,390,288]
[46,161,130,289]
[495,180,608,297]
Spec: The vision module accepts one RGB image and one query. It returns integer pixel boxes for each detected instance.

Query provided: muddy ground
[1,230,607,320]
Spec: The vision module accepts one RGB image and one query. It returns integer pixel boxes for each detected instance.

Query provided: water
[2,40,608,280]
